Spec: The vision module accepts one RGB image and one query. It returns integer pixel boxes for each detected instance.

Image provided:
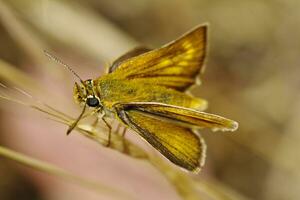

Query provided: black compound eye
[86,97,99,107]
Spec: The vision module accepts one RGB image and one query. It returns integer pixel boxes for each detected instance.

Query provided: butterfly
[46,24,238,173]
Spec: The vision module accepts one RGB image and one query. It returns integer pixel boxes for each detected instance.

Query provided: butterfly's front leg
[101,116,112,147]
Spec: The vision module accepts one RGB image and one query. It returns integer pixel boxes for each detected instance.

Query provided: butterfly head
[73,79,101,108]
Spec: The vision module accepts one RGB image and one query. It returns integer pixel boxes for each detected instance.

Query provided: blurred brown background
[0,0,299,200]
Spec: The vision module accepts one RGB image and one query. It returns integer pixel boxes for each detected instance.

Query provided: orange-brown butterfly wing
[115,105,206,172]
[109,46,151,73]
[111,25,208,91]
[114,102,238,171]
[115,102,238,132]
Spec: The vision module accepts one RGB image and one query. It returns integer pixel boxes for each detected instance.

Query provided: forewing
[115,106,206,172]
[115,102,238,132]
[112,25,208,91]
[109,46,151,73]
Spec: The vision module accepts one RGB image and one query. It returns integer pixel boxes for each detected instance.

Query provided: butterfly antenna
[44,50,84,84]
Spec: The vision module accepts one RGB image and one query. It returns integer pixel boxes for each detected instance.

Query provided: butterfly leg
[115,123,126,137]
[90,107,104,131]
[101,116,112,147]
[115,123,122,134]
[114,123,127,149]
[121,127,127,137]
[92,117,99,128]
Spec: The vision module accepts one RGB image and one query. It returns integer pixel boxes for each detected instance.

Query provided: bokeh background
[0,0,299,200]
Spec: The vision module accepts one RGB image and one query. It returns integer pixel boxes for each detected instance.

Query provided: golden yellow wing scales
[114,102,238,132]
[109,46,151,73]
[114,102,237,172]
[111,24,207,91]
[115,106,206,172]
